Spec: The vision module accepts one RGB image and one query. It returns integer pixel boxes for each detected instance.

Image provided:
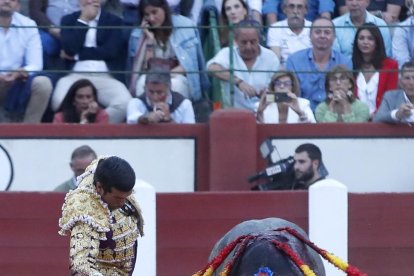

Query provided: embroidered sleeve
[70,222,102,276]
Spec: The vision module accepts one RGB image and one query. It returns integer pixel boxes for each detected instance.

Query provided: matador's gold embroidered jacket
[58,160,144,276]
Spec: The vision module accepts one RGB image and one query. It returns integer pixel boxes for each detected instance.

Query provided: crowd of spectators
[1,0,414,125]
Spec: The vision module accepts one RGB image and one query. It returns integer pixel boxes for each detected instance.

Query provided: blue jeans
[39,30,61,57]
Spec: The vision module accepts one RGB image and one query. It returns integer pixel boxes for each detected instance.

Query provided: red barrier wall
[1,192,413,276]
[209,110,258,190]
[1,112,414,274]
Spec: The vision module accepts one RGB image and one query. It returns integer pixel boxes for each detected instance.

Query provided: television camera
[249,139,295,190]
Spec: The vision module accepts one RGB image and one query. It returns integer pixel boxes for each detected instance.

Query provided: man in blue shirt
[286,17,352,111]
[263,0,334,25]
[335,0,405,24]
[333,0,392,58]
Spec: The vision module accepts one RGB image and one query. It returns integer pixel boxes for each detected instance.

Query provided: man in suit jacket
[374,61,414,124]
[54,145,97,192]
[51,0,131,123]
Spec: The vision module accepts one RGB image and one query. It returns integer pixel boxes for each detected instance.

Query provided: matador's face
[96,183,132,210]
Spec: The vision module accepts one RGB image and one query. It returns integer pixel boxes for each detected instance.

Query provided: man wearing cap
[126,68,195,124]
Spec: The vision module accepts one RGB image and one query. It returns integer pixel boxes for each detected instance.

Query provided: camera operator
[250,142,328,190]
[290,143,327,190]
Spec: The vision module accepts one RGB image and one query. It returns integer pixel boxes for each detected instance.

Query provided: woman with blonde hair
[257,71,315,124]
[315,65,369,123]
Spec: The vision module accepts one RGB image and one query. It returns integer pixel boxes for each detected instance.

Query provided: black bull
[204,218,325,275]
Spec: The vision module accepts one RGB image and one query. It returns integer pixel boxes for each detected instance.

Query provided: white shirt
[262,98,316,124]
[357,72,379,115]
[0,12,42,74]
[207,45,280,112]
[267,19,312,65]
[391,92,414,122]
[73,11,109,73]
[126,94,195,124]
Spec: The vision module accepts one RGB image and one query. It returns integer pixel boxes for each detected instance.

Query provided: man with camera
[126,67,195,124]
[291,143,327,189]
[250,142,327,190]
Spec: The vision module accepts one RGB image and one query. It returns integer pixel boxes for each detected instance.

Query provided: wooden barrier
[1,192,413,276]
[1,111,414,192]
[1,111,414,274]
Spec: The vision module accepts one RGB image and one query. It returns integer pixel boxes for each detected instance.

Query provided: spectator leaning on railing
[207,19,280,112]
[0,0,52,123]
[53,79,109,124]
[127,67,195,124]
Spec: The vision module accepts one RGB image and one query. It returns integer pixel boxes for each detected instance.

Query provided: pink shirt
[53,109,109,124]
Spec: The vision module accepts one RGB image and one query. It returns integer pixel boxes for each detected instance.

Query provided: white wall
[0,139,195,192]
[271,138,414,193]
[133,180,157,276]
[1,137,413,193]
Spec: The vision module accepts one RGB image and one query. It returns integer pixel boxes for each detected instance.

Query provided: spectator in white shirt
[207,20,280,112]
[267,0,312,67]
[0,0,52,123]
[127,67,195,124]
